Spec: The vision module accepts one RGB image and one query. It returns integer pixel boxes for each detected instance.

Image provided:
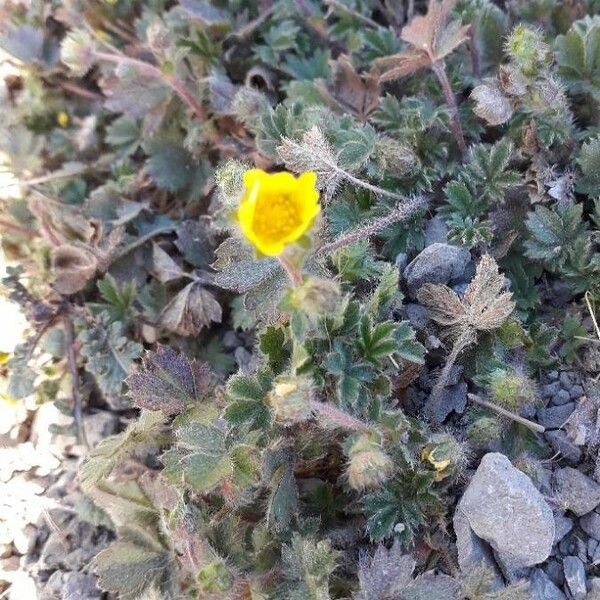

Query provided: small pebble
[542,382,561,398]
[552,389,572,406]
[580,512,600,540]
[548,370,559,380]
[559,372,572,389]
[563,556,587,599]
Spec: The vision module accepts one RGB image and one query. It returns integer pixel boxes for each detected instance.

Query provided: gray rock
[395,253,409,275]
[63,572,102,600]
[83,411,118,449]
[223,331,241,350]
[545,559,565,587]
[555,467,600,516]
[580,512,600,540]
[424,217,448,246]
[542,382,561,398]
[545,431,581,464]
[562,556,587,599]
[589,539,599,558]
[405,303,430,330]
[457,453,555,571]
[552,390,572,406]
[589,578,600,600]
[424,381,467,424]
[553,512,573,544]
[529,568,567,600]
[548,370,559,380]
[559,372,572,389]
[537,403,575,429]
[403,243,470,297]
[453,506,504,591]
[569,385,584,400]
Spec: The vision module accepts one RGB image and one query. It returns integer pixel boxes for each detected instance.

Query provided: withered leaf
[374,0,470,81]
[418,255,514,338]
[152,244,185,284]
[51,244,98,295]
[316,55,380,120]
[127,345,214,415]
[160,282,222,336]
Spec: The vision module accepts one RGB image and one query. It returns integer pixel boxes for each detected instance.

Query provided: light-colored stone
[457,453,554,571]
[563,556,587,600]
[555,467,600,516]
[529,568,566,600]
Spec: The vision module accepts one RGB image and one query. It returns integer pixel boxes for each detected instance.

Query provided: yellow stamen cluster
[237,169,320,256]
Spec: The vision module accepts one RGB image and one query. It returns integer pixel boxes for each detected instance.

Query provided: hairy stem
[314,196,427,257]
[94,51,205,119]
[431,61,467,157]
[469,25,481,79]
[309,400,371,433]
[64,314,89,449]
[324,0,379,29]
[429,330,473,406]
[468,394,546,434]
[277,255,303,288]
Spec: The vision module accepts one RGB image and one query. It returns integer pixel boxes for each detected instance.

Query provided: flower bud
[488,367,536,409]
[61,30,96,76]
[421,433,466,481]
[345,434,394,491]
[267,375,314,424]
[468,415,501,446]
[293,277,341,321]
[506,25,551,78]
[215,159,247,209]
[147,21,170,53]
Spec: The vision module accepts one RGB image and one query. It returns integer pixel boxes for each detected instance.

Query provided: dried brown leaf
[152,243,185,283]
[160,282,222,336]
[51,244,98,294]
[417,284,465,327]
[315,55,380,120]
[463,255,515,331]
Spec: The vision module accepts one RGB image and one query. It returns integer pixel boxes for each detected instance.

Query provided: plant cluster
[1,0,600,598]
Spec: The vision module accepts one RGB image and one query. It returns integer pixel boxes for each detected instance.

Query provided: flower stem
[277,255,302,288]
[94,51,205,119]
[309,400,371,433]
[314,195,427,257]
[431,60,467,158]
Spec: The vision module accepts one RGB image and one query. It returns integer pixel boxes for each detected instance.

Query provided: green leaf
[577,136,600,197]
[143,137,196,192]
[78,312,142,402]
[394,321,425,364]
[259,325,289,373]
[265,451,299,533]
[93,539,175,600]
[105,115,141,156]
[357,317,398,366]
[556,15,600,101]
[367,264,401,318]
[224,369,273,430]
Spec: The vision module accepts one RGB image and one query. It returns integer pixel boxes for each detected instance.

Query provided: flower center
[252,193,302,242]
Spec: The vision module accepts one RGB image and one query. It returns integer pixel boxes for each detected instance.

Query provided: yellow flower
[237,169,320,257]
[57,111,69,128]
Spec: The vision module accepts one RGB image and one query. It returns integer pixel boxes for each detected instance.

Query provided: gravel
[580,512,600,540]
[553,512,573,545]
[545,430,582,464]
[563,556,587,599]
[552,389,572,406]
[529,568,567,600]
[537,403,575,429]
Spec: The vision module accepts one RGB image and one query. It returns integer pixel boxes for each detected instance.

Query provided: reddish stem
[432,60,467,158]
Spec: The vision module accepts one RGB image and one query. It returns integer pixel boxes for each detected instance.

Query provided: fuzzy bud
[215,159,247,209]
[506,25,551,78]
[488,368,536,409]
[345,434,394,491]
[374,137,418,177]
[468,416,501,446]
[61,30,96,76]
[421,433,466,481]
[293,277,341,321]
[267,375,314,424]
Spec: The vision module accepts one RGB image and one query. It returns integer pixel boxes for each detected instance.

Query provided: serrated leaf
[93,539,175,600]
[78,313,142,402]
[259,325,289,373]
[127,346,214,415]
[143,137,196,192]
[224,370,273,429]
